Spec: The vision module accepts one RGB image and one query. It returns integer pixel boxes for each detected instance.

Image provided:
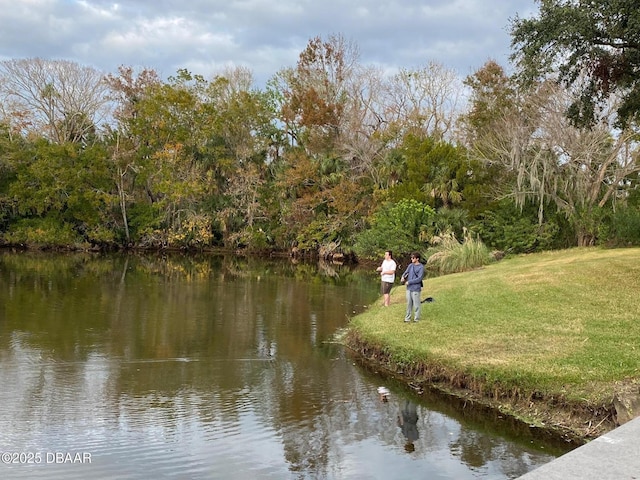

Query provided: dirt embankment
[344,331,640,446]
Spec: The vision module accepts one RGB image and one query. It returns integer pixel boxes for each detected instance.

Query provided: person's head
[411,252,421,263]
[385,251,393,259]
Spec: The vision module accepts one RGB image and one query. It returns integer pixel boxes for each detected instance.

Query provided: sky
[0,0,538,87]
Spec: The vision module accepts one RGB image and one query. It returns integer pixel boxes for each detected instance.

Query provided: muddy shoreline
[343,331,628,447]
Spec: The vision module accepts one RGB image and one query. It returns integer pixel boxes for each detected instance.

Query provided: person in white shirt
[376,250,397,307]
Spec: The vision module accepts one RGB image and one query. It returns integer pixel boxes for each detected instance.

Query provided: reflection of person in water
[397,400,419,453]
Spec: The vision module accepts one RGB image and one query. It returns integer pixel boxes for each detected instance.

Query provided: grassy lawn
[347,247,640,407]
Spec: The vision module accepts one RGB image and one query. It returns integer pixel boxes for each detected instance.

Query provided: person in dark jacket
[401,252,424,322]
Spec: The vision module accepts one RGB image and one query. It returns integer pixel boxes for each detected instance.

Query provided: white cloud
[0,0,537,85]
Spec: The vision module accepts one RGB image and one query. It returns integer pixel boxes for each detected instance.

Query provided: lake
[0,251,572,479]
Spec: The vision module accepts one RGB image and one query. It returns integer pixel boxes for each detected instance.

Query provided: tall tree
[207,69,275,168]
[271,35,374,251]
[7,139,116,245]
[277,34,359,154]
[460,61,518,149]
[332,64,391,186]
[388,134,475,212]
[104,65,162,242]
[510,0,640,128]
[205,68,278,248]
[385,62,464,142]
[128,70,216,247]
[0,58,111,143]
[0,123,24,231]
[472,79,640,246]
[459,61,520,209]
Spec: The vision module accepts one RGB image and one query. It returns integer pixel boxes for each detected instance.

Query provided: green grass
[348,247,640,405]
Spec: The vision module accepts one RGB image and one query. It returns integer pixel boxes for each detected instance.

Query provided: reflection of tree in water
[450,428,500,468]
[0,252,558,478]
[449,427,550,477]
[232,267,378,478]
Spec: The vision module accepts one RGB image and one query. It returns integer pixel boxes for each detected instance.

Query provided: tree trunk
[116,166,130,243]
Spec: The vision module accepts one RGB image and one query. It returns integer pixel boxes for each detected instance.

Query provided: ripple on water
[0,255,564,480]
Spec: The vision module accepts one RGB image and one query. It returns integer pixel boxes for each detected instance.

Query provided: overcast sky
[0,0,538,86]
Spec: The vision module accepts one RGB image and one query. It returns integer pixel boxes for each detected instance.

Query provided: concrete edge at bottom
[517,416,640,479]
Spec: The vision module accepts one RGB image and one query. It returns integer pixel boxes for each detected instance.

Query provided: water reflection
[398,400,419,453]
[0,251,567,479]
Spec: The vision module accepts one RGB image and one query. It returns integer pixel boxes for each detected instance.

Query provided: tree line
[1,1,639,261]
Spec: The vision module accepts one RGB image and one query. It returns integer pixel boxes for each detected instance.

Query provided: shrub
[425,230,493,274]
[598,206,640,246]
[353,199,435,260]
[3,217,81,247]
[474,200,571,253]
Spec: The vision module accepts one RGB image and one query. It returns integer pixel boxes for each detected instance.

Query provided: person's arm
[381,261,396,276]
[406,265,424,286]
[401,266,409,283]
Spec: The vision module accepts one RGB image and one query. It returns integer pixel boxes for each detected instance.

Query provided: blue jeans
[405,290,421,322]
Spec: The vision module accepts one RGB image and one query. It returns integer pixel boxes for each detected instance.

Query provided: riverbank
[344,247,640,444]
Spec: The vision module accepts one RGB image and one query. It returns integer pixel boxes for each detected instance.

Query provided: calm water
[0,251,570,479]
